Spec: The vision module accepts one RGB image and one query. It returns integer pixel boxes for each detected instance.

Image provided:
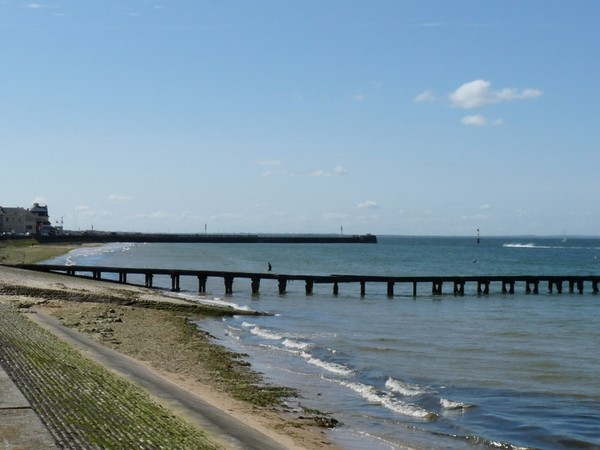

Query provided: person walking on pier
[267,262,272,272]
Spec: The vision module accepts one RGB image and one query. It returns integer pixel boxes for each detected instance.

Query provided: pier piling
[502,281,515,294]
[305,279,314,295]
[477,281,490,295]
[278,277,287,295]
[453,281,465,296]
[170,274,180,292]
[387,281,394,297]
[198,275,207,293]
[251,277,260,294]
[224,276,234,295]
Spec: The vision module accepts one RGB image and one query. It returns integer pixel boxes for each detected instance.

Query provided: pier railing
[11,264,600,297]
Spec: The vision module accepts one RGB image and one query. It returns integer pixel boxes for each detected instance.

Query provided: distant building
[0,203,50,235]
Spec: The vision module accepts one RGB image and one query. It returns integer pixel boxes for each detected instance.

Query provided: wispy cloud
[461,115,504,127]
[260,163,348,178]
[450,79,543,109]
[109,194,133,203]
[309,166,348,177]
[357,200,379,209]
[414,89,436,103]
[74,206,112,218]
[261,169,295,177]
[461,115,487,126]
[23,3,47,8]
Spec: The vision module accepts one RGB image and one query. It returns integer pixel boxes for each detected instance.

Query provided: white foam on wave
[385,377,427,397]
[179,293,252,312]
[440,398,475,410]
[282,338,311,350]
[300,351,354,376]
[250,326,283,340]
[504,243,540,248]
[340,380,434,420]
[61,242,137,265]
[503,243,556,249]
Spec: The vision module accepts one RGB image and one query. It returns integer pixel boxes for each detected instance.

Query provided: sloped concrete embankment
[0,302,222,450]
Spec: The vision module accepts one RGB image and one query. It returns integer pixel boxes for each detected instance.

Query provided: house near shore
[0,203,50,235]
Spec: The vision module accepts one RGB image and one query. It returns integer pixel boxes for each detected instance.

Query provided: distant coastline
[35,232,378,244]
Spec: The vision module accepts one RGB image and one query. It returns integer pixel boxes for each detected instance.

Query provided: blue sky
[2,1,599,236]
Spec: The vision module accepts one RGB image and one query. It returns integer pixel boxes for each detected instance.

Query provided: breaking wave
[339,380,435,420]
[440,398,475,410]
[385,377,428,397]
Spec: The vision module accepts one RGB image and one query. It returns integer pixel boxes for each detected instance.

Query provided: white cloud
[449,79,542,109]
[309,166,348,177]
[460,213,491,221]
[109,194,133,203]
[352,94,366,102]
[24,3,46,8]
[333,166,348,175]
[357,200,379,209]
[461,115,488,126]
[414,89,436,103]
[461,114,505,127]
[74,206,111,218]
[480,204,492,210]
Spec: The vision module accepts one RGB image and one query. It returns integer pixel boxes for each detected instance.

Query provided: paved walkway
[0,365,58,449]
[0,306,289,450]
[29,311,288,450]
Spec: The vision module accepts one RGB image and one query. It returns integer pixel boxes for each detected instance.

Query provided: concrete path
[27,311,288,450]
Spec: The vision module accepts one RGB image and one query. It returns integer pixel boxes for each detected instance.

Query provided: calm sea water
[45,237,600,450]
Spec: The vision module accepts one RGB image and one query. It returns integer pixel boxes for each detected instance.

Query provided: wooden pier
[12,264,600,297]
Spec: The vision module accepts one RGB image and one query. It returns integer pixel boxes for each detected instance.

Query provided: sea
[43,236,600,450]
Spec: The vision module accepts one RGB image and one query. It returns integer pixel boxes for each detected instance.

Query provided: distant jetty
[36,232,378,244]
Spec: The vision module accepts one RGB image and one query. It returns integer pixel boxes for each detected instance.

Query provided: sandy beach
[0,242,340,449]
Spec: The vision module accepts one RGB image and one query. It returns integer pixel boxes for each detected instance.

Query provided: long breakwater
[35,233,377,244]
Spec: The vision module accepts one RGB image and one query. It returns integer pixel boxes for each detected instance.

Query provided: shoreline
[0,240,99,265]
[0,247,341,449]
